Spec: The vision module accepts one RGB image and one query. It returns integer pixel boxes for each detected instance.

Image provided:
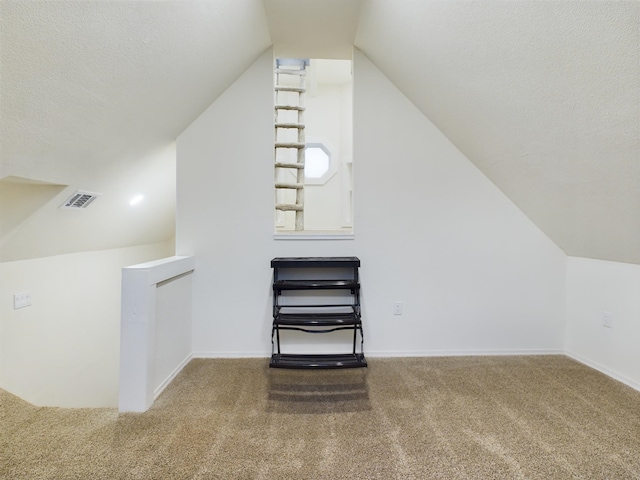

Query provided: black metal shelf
[273,279,359,291]
[271,257,360,269]
[270,257,366,370]
[277,303,357,309]
[270,353,367,369]
[275,312,361,327]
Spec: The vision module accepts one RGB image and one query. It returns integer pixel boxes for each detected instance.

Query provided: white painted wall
[565,257,640,390]
[177,49,275,357]
[119,256,194,412]
[0,241,173,407]
[155,270,193,393]
[304,82,353,231]
[177,48,566,358]
[353,50,567,356]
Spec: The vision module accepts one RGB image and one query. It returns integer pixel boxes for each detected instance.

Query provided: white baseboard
[366,348,564,358]
[565,351,640,393]
[191,348,563,359]
[154,353,193,399]
[192,351,271,359]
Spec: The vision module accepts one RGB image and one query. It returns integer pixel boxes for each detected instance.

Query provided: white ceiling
[355,0,640,264]
[264,0,362,59]
[1,0,638,263]
[1,0,270,182]
[0,0,271,260]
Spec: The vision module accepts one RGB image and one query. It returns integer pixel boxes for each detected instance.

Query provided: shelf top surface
[271,256,360,268]
[270,353,367,369]
[273,279,359,289]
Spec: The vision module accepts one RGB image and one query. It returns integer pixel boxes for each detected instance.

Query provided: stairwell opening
[274,58,353,236]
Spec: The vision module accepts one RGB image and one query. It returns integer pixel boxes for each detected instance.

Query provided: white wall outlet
[602,311,613,328]
[394,302,403,315]
[14,292,32,309]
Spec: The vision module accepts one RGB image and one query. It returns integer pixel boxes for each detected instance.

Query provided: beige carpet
[2,356,640,479]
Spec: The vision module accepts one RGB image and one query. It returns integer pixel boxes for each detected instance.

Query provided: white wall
[304,82,352,231]
[155,270,193,392]
[353,50,567,356]
[119,255,194,412]
[565,257,640,390]
[177,48,566,358]
[0,241,173,407]
[177,49,275,356]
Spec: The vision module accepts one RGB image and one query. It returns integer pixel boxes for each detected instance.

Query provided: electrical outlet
[602,311,613,328]
[14,292,32,309]
[394,302,403,315]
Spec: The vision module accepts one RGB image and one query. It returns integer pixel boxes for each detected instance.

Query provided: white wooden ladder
[274,59,308,231]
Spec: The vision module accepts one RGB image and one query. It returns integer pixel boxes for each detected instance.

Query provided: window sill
[273,231,354,241]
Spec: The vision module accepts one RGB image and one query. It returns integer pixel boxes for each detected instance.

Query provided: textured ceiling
[1,0,270,184]
[355,0,640,264]
[264,0,362,59]
[1,0,638,264]
[0,0,271,259]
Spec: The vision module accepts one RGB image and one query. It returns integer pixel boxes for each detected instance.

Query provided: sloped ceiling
[1,0,638,264]
[264,0,361,59]
[1,0,270,183]
[0,0,271,260]
[355,0,640,264]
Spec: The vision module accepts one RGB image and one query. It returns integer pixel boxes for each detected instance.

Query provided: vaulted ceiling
[1,0,638,263]
[356,0,640,265]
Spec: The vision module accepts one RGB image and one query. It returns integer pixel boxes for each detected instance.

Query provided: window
[274,58,353,235]
[304,143,333,184]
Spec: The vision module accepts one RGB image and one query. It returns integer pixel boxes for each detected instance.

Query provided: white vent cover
[60,190,101,209]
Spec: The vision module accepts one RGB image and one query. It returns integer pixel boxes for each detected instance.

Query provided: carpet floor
[2,355,640,479]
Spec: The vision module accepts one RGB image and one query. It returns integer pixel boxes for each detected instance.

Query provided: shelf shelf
[274,279,359,290]
[271,257,360,269]
[275,312,361,327]
[270,353,367,369]
[270,256,366,370]
[277,303,356,309]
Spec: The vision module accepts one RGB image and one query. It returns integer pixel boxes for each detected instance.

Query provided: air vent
[60,190,101,209]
